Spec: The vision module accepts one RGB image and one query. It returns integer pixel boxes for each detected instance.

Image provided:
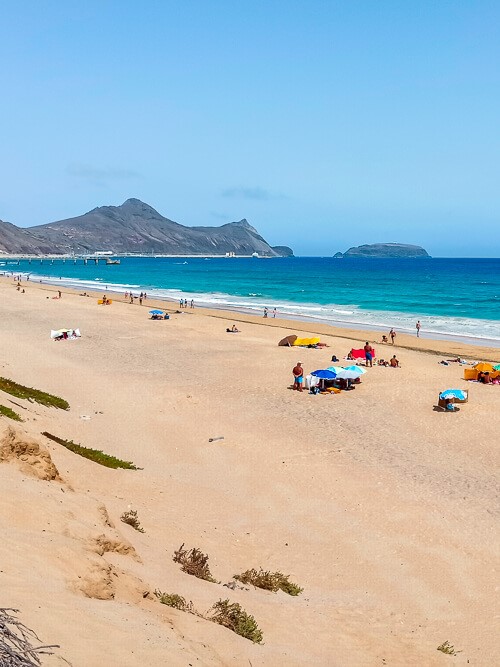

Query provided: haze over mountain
[0,199,292,257]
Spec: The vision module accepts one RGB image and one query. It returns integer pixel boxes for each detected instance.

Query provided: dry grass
[120,509,145,533]
[234,568,303,596]
[173,544,219,583]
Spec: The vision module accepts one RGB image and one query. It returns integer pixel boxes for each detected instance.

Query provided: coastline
[4,273,499,361]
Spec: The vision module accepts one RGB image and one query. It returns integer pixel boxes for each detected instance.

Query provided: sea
[2,257,500,347]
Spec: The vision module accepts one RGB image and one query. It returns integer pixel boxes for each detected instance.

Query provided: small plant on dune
[0,377,69,410]
[0,405,23,422]
[173,544,219,583]
[42,432,138,470]
[120,509,145,533]
[234,568,303,596]
[437,641,461,656]
[209,599,263,643]
[154,591,196,613]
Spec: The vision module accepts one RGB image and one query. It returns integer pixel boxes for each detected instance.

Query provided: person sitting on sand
[445,399,457,411]
[347,350,354,360]
[226,325,240,333]
[390,355,400,368]
[292,362,304,392]
[381,335,388,343]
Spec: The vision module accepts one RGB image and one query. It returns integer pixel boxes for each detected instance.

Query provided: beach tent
[278,335,298,346]
[293,336,321,346]
[50,328,81,341]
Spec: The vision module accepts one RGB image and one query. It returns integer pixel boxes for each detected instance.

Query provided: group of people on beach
[179,298,194,309]
[381,321,421,344]
[263,307,277,318]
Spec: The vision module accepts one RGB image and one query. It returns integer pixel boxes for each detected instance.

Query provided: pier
[4,255,121,266]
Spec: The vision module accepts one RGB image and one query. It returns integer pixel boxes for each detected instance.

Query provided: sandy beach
[0,276,499,666]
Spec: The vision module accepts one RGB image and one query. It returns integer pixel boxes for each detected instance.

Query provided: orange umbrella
[474,362,495,373]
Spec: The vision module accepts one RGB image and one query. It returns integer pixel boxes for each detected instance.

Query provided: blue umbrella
[311,369,337,380]
[344,365,367,375]
[149,309,164,315]
[439,389,467,400]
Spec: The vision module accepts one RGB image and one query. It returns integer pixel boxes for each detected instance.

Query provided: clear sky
[1,1,499,256]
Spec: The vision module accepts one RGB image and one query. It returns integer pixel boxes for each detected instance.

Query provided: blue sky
[0,1,499,256]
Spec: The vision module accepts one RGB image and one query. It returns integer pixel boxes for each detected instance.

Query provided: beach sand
[0,277,498,666]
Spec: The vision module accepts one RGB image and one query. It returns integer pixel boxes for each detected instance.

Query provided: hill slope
[20,198,288,256]
[338,243,430,258]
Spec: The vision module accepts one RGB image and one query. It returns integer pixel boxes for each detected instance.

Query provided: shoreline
[3,264,500,348]
[4,274,499,361]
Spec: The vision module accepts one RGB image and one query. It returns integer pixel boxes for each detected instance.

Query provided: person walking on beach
[273,308,277,318]
[364,341,374,367]
[292,362,304,392]
[139,295,143,305]
[389,328,396,344]
[263,307,268,318]
[416,320,421,337]
[190,299,194,308]
[58,290,62,299]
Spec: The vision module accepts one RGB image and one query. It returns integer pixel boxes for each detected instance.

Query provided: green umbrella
[494,364,500,371]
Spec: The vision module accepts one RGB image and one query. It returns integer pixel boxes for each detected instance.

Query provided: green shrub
[42,432,138,469]
[0,404,23,421]
[234,568,303,596]
[173,544,219,583]
[154,591,195,613]
[209,599,263,643]
[0,377,69,409]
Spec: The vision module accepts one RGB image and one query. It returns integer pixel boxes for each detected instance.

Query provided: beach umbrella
[493,364,500,371]
[149,309,164,315]
[439,389,467,401]
[327,366,344,375]
[343,365,367,375]
[311,369,337,380]
[335,369,362,380]
[474,362,494,373]
[278,334,298,346]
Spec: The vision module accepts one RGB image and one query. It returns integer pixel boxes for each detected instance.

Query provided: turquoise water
[3,257,500,344]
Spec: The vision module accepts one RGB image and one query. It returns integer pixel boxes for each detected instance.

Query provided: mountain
[336,243,430,258]
[0,199,292,257]
[0,220,56,255]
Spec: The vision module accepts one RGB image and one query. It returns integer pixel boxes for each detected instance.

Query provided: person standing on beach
[364,341,374,367]
[139,295,143,305]
[416,320,421,337]
[58,290,62,299]
[190,299,194,308]
[389,328,396,344]
[264,307,268,318]
[292,362,304,392]
[273,308,277,318]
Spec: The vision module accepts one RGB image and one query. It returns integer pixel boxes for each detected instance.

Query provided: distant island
[334,243,430,258]
[0,198,293,257]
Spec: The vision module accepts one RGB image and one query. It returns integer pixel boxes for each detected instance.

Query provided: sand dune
[0,277,498,666]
